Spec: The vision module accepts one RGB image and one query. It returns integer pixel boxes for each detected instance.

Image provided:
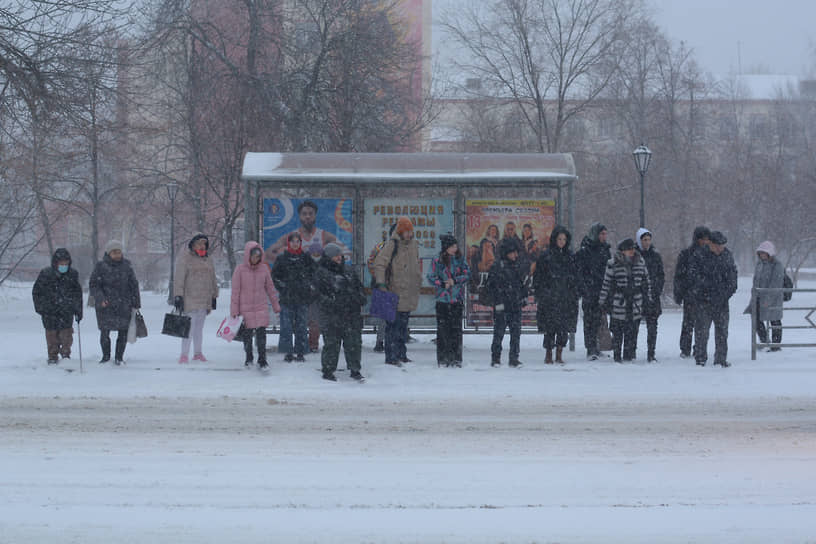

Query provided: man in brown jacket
[374,216,422,367]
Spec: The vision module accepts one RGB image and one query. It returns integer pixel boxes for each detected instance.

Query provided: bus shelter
[241,152,577,332]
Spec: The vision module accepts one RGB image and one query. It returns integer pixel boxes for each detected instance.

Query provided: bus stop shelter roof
[242,152,576,185]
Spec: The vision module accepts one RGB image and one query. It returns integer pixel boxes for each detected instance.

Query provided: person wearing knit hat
[272,232,317,363]
[751,240,785,351]
[599,233,651,362]
[636,227,665,362]
[313,239,367,382]
[673,226,711,359]
[575,221,612,360]
[373,215,421,366]
[427,234,470,367]
[174,233,219,364]
[89,239,141,364]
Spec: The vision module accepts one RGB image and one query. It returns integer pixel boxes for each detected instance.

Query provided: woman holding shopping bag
[231,241,280,369]
[174,233,219,363]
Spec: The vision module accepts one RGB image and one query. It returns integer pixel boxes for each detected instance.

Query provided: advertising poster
[465,199,556,326]
[363,199,454,319]
[263,197,353,265]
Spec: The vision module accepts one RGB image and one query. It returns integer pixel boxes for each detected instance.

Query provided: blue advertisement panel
[263,197,353,264]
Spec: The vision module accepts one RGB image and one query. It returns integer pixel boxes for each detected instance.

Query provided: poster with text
[364,199,454,319]
[263,198,353,266]
[465,199,556,326]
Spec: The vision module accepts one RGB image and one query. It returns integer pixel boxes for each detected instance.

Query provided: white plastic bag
[216,315,243,342]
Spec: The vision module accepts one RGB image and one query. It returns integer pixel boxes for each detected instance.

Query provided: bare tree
[442,0,638,152]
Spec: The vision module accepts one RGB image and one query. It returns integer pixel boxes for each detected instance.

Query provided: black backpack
[783,272,793,302]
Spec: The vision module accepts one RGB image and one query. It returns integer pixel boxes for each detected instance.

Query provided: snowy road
[3,393,816,543]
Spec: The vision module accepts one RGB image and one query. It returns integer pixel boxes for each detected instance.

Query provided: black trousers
[694,302,729,364]
[100,329,127,360]
[679,301,695,356]
[436,302,463,365]
[755,300,782,345]
[582,299,602,354]
[541,326,569,350]
[243,327,267,362]
[610,319,640,361]
[644,315,658,358]
[321,318,362,374]
[492,307,521,362]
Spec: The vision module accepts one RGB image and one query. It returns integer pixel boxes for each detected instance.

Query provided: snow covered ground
[1,278,815,543]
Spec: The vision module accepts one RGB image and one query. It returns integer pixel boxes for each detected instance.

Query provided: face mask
[57,265,69,274]
[195,249,207,257]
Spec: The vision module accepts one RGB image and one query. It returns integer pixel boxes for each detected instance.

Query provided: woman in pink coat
[231,241,280,369]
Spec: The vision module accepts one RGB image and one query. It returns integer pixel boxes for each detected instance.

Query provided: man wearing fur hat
[373,216,422,367]
[89,240,141,364]
[688,231,737,367]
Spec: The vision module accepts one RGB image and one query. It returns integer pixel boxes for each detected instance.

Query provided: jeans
[385,311,410,363]
[279,304,308,356]
[491,307,521,362]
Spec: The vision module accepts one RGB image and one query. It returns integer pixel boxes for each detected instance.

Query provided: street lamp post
[166,182,179,305]
[632,144,652,228]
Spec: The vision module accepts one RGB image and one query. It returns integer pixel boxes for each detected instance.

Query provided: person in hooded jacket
[575,222,612,360]
[313,243,366,382]
[673,226,711,358]
[598,238,651,363]
[174,233,219,364]
[89,240,141,364]
[636,228,665,362]
[750,241,785,351]
[230,241,280,369]
[688,231,737,367]
[427,233,470,368]
[533,226,579,365]
[487,238,527,367]
[272,232,316,362]
[373,216,422,367]
[33,248,84,364]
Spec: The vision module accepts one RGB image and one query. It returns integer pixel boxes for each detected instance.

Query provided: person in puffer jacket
[230,241,280,369]
[487,237,527,367]
[599,238,651,362]
[427,233,470,368]
[32,248,83,365]
[272,232,316,362]
[312,243,366,382]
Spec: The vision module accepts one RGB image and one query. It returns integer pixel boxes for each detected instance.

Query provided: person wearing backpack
[373,216,421,367]
[751,241,785,352]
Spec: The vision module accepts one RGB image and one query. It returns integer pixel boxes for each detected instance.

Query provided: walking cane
[76,316,84,374]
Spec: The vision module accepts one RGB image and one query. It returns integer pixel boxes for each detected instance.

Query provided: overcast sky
[434,0,816,77]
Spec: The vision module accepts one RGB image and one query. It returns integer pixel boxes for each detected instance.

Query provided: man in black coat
[313,243,366,382]
[673,226,711,358]
[636,228,665,362]
[533,226,579,364]
[89,240,141,364]
[32,248,83,364]
[575,222,611,360]
[272,232,317,362]
[487,238,527,367]
[688,231,737,367]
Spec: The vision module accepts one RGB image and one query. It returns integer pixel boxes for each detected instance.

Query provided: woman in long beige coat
[174,233,219,363]
[373,216,422,367]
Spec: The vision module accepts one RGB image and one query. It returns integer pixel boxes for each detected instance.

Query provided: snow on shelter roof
[241,152,577,185]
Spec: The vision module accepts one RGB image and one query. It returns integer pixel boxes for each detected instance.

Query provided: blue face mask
[57,265,69,274]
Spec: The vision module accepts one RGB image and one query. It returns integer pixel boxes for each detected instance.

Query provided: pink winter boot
[178,355,189,364]
[193,353,208,362]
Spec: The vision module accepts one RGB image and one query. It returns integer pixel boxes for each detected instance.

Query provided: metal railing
[750,287,816,360]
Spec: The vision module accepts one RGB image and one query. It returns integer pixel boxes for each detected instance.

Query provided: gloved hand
[211,298,217,310]
[174,296,184,312]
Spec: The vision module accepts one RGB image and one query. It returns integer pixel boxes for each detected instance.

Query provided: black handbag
[135,310,148,338]
[162,310,191,338]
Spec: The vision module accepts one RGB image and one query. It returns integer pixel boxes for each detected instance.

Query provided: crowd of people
[31,218,787,378]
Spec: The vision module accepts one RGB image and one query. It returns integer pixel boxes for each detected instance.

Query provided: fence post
[750,287,757,361]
